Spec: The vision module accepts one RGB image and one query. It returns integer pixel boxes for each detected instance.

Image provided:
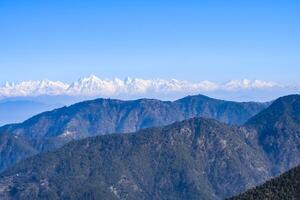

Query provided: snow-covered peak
[223,79,281,90]
[79,74,101,83]
[0,79,69,97]
[0,75,286,99]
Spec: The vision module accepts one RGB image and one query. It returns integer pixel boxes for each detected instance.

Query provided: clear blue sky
[0,0,299,83]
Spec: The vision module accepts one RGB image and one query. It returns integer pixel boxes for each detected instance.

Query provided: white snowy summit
[0,75,288,99]
[0,80,68,97]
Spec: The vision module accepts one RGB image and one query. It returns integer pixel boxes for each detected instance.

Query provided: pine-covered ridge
[0,118,270,200]
[229,165,300,200]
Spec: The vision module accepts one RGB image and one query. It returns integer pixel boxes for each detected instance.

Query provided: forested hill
[229,165,300,200]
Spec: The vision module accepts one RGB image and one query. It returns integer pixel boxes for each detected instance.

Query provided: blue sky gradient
[0,0,299,83]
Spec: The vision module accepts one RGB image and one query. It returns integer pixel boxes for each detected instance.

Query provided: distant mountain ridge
[0,95,300,199]
[0,94,268,172]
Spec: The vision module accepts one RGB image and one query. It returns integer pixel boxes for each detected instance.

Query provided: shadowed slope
[0,118,270,200]
[229,165,300,200]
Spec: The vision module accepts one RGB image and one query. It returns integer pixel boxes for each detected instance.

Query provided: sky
[0,0,300,84]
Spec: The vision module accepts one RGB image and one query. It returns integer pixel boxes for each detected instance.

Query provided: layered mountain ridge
[0,94,268,172]
[0,94,300,199]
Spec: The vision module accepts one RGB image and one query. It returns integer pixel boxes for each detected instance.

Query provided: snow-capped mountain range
[0,75,296,100]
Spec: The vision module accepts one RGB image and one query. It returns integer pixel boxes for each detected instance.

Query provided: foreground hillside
[0,118,270,200]
[0,94,268,172]
[1,95,300,199]
[246,94,300,175]
[229,165,300,200]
